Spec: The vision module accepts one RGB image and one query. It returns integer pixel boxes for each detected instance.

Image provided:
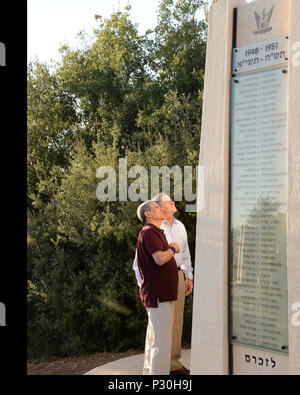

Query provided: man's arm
[175,221,193,296]
[152,243,180,266]
[178,223,193,280]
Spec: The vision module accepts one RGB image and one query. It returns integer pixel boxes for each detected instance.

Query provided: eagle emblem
[254,6,274,35]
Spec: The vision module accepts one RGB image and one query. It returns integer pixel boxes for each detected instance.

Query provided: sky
[28,0,161,64]
[27,1,256,65]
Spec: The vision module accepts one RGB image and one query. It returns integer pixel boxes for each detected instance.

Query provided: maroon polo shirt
[136,222,178,308]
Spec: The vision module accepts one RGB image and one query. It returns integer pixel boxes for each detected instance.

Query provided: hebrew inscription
[229,67,289,353]
[245,353,276,368]
[233,36,289,74]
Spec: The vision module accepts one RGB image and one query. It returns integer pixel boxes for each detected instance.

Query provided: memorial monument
[191,0,299,374]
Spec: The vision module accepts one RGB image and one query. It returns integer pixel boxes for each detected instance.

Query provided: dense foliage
[27,0,209,358]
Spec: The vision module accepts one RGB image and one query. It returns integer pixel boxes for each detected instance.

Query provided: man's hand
[185,278,193,296]
[170,243,180,253]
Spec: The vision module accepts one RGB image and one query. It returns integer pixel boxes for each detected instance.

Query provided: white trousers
[170,270,185,371]
[143,301,175,375]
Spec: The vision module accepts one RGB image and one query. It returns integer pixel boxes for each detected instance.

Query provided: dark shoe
[170,367,190,375]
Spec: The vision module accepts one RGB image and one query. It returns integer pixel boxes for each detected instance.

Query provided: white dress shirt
[133,218,193,287]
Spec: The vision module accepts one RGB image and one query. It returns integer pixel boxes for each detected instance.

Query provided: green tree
[57,8,150,152]
[27,1,208,358]
[152,0,207,97]
[27,61,79,206]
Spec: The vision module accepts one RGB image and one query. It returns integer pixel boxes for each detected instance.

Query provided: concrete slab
[84,349,191,375]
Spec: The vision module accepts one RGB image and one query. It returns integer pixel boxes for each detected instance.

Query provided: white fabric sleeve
[133,252,142,288]
[179,224,193,280]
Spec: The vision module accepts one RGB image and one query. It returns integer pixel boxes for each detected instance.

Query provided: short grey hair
[151,193,169,204]
[137,200,153,224]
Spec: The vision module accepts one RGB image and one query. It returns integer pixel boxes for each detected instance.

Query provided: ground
[27,343,190,375]
[27,349,144,375]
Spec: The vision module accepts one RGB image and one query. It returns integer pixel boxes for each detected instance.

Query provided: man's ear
[144,210,151,219]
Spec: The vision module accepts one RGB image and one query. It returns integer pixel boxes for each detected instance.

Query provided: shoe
[170,366,190,375]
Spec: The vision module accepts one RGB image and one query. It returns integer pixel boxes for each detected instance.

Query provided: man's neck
[146,219,162,228]
[164,215,174,225]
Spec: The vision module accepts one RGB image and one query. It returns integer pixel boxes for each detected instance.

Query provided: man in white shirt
[133,193,193,375]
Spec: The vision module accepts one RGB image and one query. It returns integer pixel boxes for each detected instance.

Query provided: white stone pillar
[190,0,246,375]
[191,0,300,375]
[287,0,300,376]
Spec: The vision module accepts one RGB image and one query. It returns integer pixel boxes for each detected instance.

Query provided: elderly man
[134,193,193,375]
[136,199,180,375]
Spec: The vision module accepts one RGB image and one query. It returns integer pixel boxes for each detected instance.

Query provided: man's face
[158,195,177,217]
[146,201,165,221]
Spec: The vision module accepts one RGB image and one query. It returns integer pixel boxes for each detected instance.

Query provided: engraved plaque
[232,344,288,375]
[233,36,289,74]
[235,0,290,47]
[229,67,289,354]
